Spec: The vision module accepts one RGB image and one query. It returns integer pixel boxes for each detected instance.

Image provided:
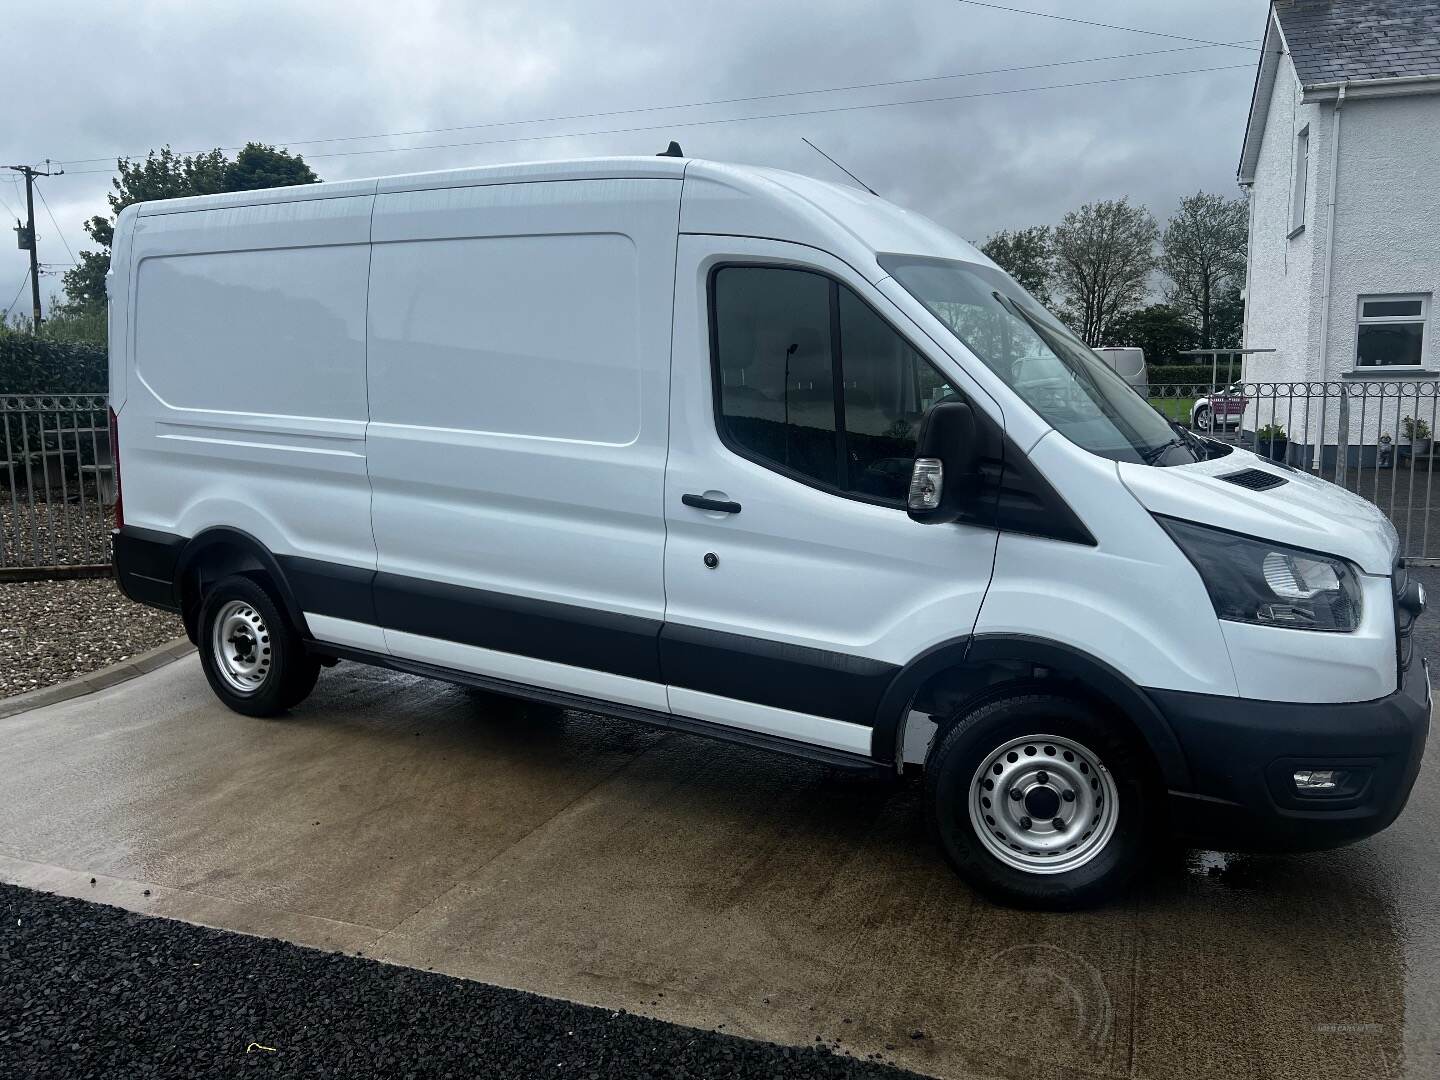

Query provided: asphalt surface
[0,882,921,1079]
[2,598,1439,1080]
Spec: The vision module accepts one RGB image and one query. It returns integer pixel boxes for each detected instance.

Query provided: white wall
[1243,51,1326,387]
[1326,93,1440,377]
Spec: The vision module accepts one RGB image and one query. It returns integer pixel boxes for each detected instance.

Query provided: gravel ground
[1,494,115,568]
[0,883,924,1080]
[0,578,182,698]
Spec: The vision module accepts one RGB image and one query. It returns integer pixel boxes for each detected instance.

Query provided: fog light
[1293,769,1341,792]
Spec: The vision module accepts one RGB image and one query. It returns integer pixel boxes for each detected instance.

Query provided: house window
[1289,125,1309,236]
[1355,295,1429,369]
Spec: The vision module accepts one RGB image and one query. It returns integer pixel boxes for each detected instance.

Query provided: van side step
[308,642,892,776]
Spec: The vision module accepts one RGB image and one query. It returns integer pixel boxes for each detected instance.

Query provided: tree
[1052,198,1158,346]
[1158,191,1247,350]
[62,144,319,316]
[980,226,1053,305]
[1103,303,1199,364]
[1210,282,1244,351]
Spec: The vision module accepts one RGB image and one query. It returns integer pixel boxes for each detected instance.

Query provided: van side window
[838,286,955,502]
[712,267,839,488]
[711,266,955,505]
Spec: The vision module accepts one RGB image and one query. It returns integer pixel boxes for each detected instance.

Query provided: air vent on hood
[1218,468,1288,491]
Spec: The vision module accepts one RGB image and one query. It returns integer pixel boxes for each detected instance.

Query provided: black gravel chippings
[0,883,929,1080]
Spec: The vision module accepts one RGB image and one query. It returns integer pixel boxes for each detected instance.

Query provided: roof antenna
[657,140,685,158]
[801,137,877,196]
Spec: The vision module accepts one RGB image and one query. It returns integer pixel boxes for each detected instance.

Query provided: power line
[54,62,1254,176]
[3,269,30,322]
[49,41,1252,168]
[951,0,1259,51]
[34,182,77,265]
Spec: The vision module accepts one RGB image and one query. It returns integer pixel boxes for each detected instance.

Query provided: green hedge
[1146,363,1241,386]
[0,335,108,394]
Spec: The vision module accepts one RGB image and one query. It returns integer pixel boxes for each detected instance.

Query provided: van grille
[1218,468,1288,491]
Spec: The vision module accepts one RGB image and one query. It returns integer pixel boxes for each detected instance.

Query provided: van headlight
[1158,517,1362,632]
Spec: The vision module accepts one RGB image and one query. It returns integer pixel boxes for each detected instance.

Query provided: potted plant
[1403,415,1433,458]
[1255,423,1288,463]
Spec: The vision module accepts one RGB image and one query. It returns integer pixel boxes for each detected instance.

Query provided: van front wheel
[198,575,319,717]
[926,692,1156,909]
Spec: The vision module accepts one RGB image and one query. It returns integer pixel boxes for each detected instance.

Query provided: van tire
[198,575,320,717]
[926,692,1155,910]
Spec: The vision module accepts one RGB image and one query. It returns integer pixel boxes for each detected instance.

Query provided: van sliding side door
[363,177,682,712]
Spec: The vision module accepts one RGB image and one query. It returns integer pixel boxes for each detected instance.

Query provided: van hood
[1117,447,1399,576]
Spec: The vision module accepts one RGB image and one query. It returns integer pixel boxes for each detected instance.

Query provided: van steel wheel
[970,734,1119,874]
[927,692,1156,909]
[210,600,272,695]
[198,575,320,717]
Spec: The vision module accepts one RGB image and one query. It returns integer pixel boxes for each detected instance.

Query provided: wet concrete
[1,656,1436,1079]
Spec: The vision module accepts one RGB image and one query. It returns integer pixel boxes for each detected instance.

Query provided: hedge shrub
[0,335,108,394]
[1146,363,1240,386]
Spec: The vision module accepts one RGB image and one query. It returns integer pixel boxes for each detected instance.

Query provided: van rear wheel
[926,692,1156,910]
[198,575,319,717]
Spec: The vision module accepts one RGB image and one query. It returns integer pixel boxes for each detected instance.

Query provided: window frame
[705,260,956,511]
[1289,124,1309,239]
[1354,293,1430,371]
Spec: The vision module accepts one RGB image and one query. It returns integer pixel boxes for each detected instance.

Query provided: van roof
[129,155,986,271]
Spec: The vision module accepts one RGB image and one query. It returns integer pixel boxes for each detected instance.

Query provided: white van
[109,155,1429,909]
[1092,346,1147,393]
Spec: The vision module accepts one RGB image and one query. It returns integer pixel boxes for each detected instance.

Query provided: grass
[1149,396,1195,425]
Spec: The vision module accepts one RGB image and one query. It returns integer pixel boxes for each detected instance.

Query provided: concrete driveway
[2,655,1437,1080]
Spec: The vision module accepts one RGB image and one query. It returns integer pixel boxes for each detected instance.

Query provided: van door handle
[682,493,742,514]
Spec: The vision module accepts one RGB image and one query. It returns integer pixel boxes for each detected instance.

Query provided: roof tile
[1275,0,1440,82]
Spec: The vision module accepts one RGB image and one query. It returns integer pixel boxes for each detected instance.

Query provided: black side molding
[374,571,663,684]
[660,622,896,728]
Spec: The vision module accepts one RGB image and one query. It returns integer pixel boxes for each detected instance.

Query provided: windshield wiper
[1141,438,1186,465]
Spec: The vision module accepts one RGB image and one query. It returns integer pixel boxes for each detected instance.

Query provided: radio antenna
[801,138,878,196]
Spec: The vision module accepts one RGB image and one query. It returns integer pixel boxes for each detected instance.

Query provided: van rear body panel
[119,191,378,580]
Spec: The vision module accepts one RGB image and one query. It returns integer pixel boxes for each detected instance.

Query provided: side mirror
[907,401,980,524]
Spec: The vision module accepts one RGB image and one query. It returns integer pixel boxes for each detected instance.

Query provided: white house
[1239,0,1440,461]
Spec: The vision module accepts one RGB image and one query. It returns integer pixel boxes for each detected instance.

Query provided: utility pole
[6,162,64,328]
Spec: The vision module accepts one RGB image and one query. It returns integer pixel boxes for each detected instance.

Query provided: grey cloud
[2,0,1262,313]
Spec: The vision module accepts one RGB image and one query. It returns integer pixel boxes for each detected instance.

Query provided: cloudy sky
[2,0,1264,318]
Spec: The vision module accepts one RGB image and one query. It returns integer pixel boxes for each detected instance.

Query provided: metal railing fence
[1151,380,1440,563]
[1,394,115,576]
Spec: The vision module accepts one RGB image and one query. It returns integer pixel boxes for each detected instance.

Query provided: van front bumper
[1150,659,1431,852]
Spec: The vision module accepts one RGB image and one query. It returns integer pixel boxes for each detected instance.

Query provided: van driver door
[660,236,1002,758]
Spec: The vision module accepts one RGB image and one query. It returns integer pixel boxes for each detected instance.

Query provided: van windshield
[879,254,1204,466]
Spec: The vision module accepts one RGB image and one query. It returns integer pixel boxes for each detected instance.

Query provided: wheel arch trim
[175,527,311,639]
[872,633,1192,789]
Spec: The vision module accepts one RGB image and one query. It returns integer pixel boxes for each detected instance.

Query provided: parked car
[1191,383,1250,431]
[110,155,1429,910]
[1092,346,1147,394]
